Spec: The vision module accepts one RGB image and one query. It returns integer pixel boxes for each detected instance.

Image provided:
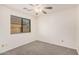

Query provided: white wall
[37,7,77,49]
[0,5,37,53]
[76,6,79,54]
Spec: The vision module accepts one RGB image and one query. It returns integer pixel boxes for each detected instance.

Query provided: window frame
[10,15,31,34]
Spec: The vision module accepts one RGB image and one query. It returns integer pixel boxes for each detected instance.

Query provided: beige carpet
[1,40,78,55]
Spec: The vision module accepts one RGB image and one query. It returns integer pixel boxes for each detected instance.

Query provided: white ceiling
[3,4,77,15]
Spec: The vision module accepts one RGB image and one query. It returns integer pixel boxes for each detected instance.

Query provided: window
[11,15,31,34]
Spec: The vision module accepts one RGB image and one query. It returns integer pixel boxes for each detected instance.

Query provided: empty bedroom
[0,4,79,55]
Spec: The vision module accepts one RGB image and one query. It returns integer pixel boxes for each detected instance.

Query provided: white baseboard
[0,40,35,54]
[38,39,76,50]
[76,49,79,55]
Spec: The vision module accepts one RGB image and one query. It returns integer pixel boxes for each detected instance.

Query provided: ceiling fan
[23,4,53,15]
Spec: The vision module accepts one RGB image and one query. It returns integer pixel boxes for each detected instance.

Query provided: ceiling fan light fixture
[23,4,53,15]
[34,8,41,12]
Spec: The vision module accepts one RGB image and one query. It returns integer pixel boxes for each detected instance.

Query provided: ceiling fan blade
[44,7,53,9]
[29,4,34,6]
[42,10,47,14]
[29,4,39,6]
[23,8,33,11]
[35,4,39,6]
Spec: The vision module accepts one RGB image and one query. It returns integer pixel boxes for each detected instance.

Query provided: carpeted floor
[1,40,78,55]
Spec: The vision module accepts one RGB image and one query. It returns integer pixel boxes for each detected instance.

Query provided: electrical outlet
[1,44,4,47]
[61,40,64,42]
